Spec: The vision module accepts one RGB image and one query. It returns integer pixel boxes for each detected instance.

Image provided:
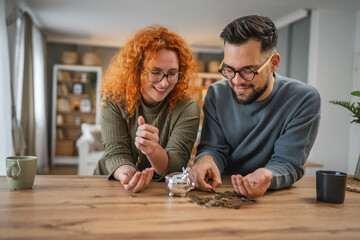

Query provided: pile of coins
[189,191,256,209]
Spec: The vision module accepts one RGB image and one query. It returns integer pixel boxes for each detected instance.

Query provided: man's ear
[271,53,280,72]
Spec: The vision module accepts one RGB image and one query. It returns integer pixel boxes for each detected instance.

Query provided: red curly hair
[101,26,197,117]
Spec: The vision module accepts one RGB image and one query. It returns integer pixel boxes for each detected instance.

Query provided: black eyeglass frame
[146,70,183,84]
[218,53,275,81]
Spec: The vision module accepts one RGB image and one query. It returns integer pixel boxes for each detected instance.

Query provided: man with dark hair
[189,15,321,198]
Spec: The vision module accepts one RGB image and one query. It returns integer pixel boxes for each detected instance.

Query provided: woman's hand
[134,116,168,175]
[135,116,160,155]
[113,165,154,193]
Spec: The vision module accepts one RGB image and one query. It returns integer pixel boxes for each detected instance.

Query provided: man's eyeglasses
[218,53,275,81]
[147,70,182,84]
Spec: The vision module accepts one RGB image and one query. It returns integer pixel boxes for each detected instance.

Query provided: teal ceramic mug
[6,156,37,190]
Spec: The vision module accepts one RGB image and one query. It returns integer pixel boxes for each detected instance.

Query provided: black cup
[316,170,347,204]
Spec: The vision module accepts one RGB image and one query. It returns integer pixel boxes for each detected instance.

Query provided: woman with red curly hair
[94,26,200,193]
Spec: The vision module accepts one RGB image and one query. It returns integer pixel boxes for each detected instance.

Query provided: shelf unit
[191,56,224,109]
[197,72,223,79]
[189,71,223,159]
[52,64,102,165]
[192,72,223,110]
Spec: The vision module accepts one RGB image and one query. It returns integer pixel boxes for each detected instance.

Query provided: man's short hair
[220,15,278,52]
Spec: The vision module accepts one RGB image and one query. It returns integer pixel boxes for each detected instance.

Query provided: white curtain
[12,11,26,157]
[0,0,13,175]
[13,12,25,129]
[8,9,49,173]
[32,24,49,173]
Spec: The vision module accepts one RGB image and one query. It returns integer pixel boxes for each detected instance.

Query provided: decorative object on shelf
[208,60,221,73]
[73,104,80,111]
[57,114,64,126]
[80,99,92,112]
[61,51,78,65]
[197,60,205,72]
[330,91,360,180]
[81,73,88,82]
[72,83,84,95]
[75,117,82,125]
[82,52,101,66]
[87,72,97,101]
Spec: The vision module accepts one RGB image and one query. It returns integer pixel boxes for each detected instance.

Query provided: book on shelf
[57,71,71,81]
[56,98,71,112]
[57,83,69,96]
[56,128,64,139]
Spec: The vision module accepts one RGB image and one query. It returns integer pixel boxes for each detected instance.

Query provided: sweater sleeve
[265,88,321,189]
[161,100,200,179]
[101,100,136,179]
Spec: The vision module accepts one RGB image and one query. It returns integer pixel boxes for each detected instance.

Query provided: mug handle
[6,160,21,179]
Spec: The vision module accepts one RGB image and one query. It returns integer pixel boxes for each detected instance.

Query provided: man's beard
[230,80,269,105]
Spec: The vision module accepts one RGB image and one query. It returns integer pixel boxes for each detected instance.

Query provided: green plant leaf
[329,99,360,124]
[351,91,360,97]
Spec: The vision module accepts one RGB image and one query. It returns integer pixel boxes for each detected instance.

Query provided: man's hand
[231,168,273,198]
[189,155,222,191]
[113,165,154,193]
[135,116,160,155]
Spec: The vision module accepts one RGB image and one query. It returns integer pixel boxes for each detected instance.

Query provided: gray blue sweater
[195,73,321,189]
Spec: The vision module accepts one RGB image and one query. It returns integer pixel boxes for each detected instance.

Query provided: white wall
[277,25,289,76]
[348,12,360,174]
[0,0,14,175]
[308,9,358,173]
[288,16,310,83]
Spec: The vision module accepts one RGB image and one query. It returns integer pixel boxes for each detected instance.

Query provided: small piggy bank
[165,167,195,197]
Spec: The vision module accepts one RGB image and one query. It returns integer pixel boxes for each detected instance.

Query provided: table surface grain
[1,175,359,240]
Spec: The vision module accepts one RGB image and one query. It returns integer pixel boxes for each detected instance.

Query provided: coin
[189,191,255,209]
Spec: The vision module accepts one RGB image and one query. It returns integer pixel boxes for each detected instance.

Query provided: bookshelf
[191,56,224,111]
[189,71,223,160]
[193,72,223,108]
[52,64,102,165]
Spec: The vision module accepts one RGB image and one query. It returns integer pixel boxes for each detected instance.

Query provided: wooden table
[1,176,359,239]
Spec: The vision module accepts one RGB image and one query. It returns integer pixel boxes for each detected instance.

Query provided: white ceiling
[15,0,360,49]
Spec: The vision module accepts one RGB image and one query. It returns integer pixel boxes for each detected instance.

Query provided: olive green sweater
[94,97,200,180]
